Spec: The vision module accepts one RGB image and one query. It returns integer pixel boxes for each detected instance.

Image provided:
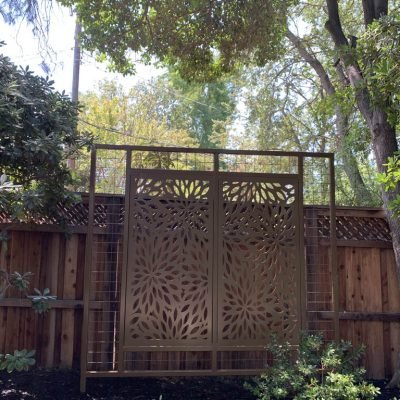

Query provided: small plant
[28,288,57,314]
[0,249,56,372]
[0,350,36,373]
[8,271,34,292]
[246,333,380,400]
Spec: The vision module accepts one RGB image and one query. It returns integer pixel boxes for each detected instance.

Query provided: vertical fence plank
[60,235,78,367]
[380,249,392,377]
[386,249,400,377]
[337,248,347,340]
[344,247,356,345]
[5,231,25,353]
[0,233,10,353]
[73,234,86,368]
[361,248,384,379]
[42,233,61,367]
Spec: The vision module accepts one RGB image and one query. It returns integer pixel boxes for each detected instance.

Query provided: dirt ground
[0,369,399,399]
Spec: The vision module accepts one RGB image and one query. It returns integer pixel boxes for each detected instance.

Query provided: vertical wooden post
[80,147,96,393]
[298,156,306,332]
[118,150,132,372]
[329,155,339,342]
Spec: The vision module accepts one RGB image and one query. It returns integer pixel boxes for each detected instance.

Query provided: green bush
[246,333,380,400]
[0,349,35,373]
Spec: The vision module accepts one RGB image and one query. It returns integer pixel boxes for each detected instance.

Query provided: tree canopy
[59,0,292,79]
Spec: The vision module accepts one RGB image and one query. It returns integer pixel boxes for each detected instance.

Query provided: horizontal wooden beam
[317,208,386,218]
[317,311,400,322]
[319,239,392,248]
[0,298,83,308]
[0,299,102,310]
[0,223,89,234]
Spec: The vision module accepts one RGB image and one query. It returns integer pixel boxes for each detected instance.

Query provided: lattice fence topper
[0,199,390,243]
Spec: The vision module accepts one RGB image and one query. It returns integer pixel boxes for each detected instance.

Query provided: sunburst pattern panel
[219,178,299,344]
[124,175,213,345]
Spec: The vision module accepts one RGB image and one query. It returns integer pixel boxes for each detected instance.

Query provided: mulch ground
[0,369,399,399]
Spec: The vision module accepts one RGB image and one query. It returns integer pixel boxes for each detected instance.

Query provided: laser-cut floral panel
[124,175,213,345]
[219,179,299,344]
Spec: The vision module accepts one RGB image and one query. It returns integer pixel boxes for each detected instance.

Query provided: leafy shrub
[0,350,35,373]
[28,288,57,314]
[0,45,92,223]
[246,333,380,400]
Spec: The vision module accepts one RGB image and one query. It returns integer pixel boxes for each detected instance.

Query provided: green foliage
[28,287,57,314]
[8,271,33,292]
[0,270,33,297]
[0,267,56,313]
[358,15,400,127]
[246,333,380,400]
[0,349,36,373]
[0,48,91,223]
[164,69,237,148]
[377,152,400,215]
[59,0,293,80]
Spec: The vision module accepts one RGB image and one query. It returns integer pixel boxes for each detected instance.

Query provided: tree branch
[324,0,375,128]
[324,0,348,47]
[362,0,375,25]
[286,29,335,96]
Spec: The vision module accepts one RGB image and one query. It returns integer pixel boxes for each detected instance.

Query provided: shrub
[246,333,380,400]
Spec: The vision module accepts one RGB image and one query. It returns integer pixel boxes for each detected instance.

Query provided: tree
[0,49,91,222]
[79,79,198,147]
[240,40,379,205]
[61,0,400,282]
[284,1,400,279]
[74,79,198,191]
[159,70,237,148]
[59,0,292,79]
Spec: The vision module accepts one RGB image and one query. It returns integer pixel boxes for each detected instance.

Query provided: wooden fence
[0,207,399,379]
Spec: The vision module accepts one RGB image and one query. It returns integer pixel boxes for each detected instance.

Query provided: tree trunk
[325,0,400,283]
[371,114,400,281]
[340,145,374,204]
[286,29,373,205]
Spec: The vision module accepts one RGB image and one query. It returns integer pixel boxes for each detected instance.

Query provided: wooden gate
[80,146,336,391]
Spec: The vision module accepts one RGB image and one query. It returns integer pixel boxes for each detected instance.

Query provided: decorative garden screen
[80,145,337,391]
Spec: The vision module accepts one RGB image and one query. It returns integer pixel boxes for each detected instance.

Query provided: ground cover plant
[246,333,381,400]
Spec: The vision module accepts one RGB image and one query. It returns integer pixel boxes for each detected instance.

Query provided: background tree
[162,70,237,148]
[0,49,91,222]
[241,49,379,205]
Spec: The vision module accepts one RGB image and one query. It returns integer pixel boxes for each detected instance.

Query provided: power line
[79,118,196,148]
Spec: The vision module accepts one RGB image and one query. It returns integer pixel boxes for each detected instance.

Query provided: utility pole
[68,16,81,169]
[71,19,81,103]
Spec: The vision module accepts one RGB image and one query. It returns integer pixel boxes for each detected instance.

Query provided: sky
[0,4,163,96]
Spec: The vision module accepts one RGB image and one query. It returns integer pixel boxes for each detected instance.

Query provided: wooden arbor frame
[80,145,337,391]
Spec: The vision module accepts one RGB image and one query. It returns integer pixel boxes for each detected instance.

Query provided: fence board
[385,249,400,377]
[60,236,78,367]
[42,233,60,367]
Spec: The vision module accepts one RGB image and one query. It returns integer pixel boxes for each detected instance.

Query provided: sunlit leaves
[60,0,294,80]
